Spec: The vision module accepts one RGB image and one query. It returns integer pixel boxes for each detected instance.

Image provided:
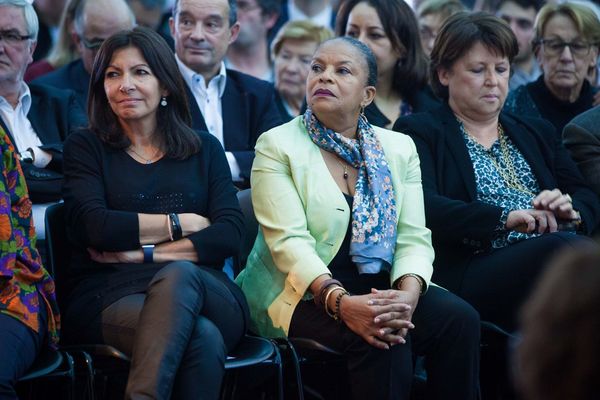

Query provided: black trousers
[289,285,481,400]
[0,295,47,400]
[455,232,593,332]
[78,261,247,400]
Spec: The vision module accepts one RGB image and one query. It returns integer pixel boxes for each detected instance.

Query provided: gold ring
[565,194,573,203]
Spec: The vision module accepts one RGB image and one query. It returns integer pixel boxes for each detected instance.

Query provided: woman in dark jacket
[394,13,599,331]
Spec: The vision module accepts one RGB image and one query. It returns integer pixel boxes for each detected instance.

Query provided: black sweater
[62,128,245,325]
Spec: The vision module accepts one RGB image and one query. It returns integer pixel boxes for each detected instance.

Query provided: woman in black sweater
[62,27,248,399]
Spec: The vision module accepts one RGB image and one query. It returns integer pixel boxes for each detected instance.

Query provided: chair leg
[271,342,284,400]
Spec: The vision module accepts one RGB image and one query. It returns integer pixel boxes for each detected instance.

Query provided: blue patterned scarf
[303,108,397,274]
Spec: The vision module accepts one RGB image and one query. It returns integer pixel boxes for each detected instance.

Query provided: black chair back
[236,189,258,275]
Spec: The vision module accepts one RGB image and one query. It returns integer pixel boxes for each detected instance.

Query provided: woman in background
[271,20,333,122]
[504,2,600,133]
[336,0,440,129]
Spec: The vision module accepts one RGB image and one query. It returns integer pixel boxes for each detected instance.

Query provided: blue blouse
[459,122,541,248]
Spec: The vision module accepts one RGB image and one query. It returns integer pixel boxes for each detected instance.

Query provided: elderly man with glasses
[33,0,136,108]
[0,0,86,253]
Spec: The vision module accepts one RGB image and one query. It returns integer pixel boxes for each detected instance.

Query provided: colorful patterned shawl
[0,125,59,346]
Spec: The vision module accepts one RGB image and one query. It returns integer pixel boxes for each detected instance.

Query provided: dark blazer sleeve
[224,71,283,180]
[394,110,507,249]
[63,129,140,251]
[186,133,244,266]
[28,83,88,172]
[563,109,600,197]
[516,116,600,234]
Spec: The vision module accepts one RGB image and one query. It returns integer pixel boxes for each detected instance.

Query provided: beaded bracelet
[397,273,424,295]
[333,290,349,321]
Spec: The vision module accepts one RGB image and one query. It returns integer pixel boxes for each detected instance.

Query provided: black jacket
[394,102,600,289]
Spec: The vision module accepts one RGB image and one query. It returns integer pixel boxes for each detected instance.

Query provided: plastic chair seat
[19,349,64,381]
[225,335,276,370]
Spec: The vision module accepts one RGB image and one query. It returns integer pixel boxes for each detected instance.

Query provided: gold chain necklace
[465,123,535,196]
[128,146,160,164]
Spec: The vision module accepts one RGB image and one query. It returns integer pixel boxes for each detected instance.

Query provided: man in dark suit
[563,106,600,197]
[32,0,136,109]
[0,0,86,248]
[170,0,282,183]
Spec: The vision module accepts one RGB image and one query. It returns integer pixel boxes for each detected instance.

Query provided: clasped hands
[339,288,419,350]
[506,189,579,234]
[88,212,210,263]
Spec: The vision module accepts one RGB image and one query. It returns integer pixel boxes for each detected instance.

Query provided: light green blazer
[235,117,434,338]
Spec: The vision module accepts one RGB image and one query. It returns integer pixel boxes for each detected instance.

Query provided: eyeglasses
[538,38,593,57]
[80,36,104,50]
[0,29,32,46]
[498,14,534,31]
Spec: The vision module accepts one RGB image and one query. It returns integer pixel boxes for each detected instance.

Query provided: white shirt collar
[176,56,227,98]
[0,82,32,114]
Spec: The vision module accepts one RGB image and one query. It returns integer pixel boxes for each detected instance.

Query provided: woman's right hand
[178,213,211,236]
[338,294,413,350]
[506,209,558,233]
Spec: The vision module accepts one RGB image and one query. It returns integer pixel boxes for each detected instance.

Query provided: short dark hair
[172,0,237,26]
[429,12,518,100]
[88,26,201,159]
[336,0,428,103]
[256,0,279,16]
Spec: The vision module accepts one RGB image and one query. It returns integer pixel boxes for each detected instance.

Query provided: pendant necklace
[337,158,349,179]
[128,146,159,164]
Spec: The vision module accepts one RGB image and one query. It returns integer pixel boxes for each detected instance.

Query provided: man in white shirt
[170,0,282,184]
[0,0,86,241]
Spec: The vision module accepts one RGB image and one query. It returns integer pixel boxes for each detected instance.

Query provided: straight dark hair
[88,26,201,159]
[336,0,428,104]
[430,12,518,100]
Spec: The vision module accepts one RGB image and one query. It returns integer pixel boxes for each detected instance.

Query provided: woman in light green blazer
[236,37,480,400]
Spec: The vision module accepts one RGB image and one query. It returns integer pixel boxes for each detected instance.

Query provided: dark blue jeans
[0,294,47,400]
[77,261,247,400]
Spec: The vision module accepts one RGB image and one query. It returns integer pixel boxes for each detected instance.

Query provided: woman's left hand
[87,248,143,263]
[532,189,578,220]
[368,288,419,342]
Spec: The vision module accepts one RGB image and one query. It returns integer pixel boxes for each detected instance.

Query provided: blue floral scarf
[303,108,397,274]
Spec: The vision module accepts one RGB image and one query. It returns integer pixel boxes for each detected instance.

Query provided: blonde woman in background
[270,20,333,122]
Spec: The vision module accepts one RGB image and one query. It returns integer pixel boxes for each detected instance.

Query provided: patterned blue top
[459,122,541,248]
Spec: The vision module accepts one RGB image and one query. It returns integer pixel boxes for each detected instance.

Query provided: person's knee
[445,297,481,343]
[148,261,203,295]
